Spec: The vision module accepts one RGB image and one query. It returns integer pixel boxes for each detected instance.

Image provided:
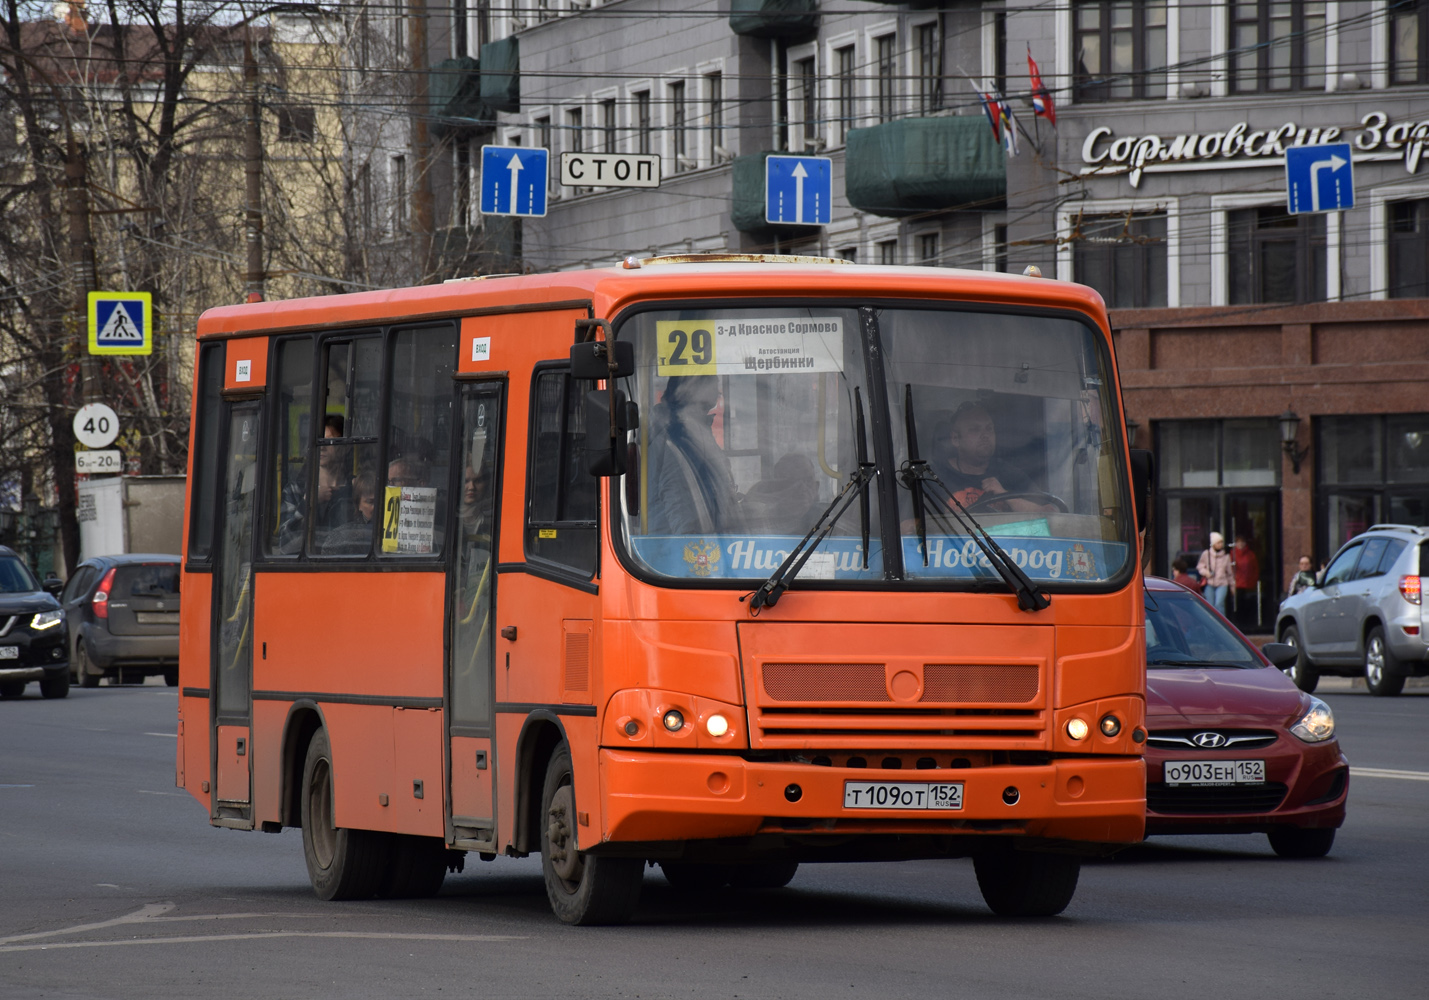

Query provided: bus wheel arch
[281,701,326,829]
[513,712,569,855]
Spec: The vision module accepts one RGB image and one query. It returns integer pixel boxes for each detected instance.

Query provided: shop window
[1230,2,1327,94]
[1391,0,1429,85]
[1073,212,1167,308]
[1160,420,1278,490]
[1318,414,1429,557]
[1072,0,1167,102]
[1389,198,1429,298]
[526,367,598,579]
[1227,208,1326,305]
[381,326,457,558]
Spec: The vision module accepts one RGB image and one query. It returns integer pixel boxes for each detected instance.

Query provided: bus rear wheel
[727,861,799,889]
[973,848,1080,917]
[300,729,389,901]
[540,745,643,925]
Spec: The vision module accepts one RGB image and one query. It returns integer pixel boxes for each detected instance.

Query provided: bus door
[447,382,504,848]
[212,400,260,826]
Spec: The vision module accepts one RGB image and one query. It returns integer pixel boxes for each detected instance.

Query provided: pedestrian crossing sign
[88,291,152,356]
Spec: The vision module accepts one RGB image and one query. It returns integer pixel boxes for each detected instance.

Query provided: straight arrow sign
[507,152,524,214]
[791,162,808,224]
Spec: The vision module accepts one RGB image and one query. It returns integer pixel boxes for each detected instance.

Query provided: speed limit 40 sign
[74,403,120,449]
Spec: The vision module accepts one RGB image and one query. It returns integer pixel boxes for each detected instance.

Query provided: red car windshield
[1145,589,1263,669]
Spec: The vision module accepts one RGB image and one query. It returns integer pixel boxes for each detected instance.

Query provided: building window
[535,0,555,22]
[391,154,407,231]
[566,107,585,193]
[1392,1,1429,84]
[838,246,857,262]
[915,23,940,113]
[1073,0,1168,102]
[277,105,316,142]
[1073,212,1168,308]
[600,98,616,153]
[793,57,817,151]
[1389,198,1429,298]
[993,223,1008,273]
[875,34,896,123]
[535,115,554,195]
[670,81,688,170]
[993,10,1007,98]
[357,162,373,234]
[1319,414,1429,558]
[877,238,898,265]
[633,90,651,155]
[835,45,855,143]
[706,72,724,159]
[917,232,939,264]
[1230,1,1326,94]
[1227,208,1326,305]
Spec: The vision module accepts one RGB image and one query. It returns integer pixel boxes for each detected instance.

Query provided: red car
[1143,577,1348,857]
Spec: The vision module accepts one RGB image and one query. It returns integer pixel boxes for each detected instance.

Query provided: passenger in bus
[320,469,376,555]
[935,402,1057,513]
[743,453,820,535]
[278,415,351,553]
[647,374,742,535]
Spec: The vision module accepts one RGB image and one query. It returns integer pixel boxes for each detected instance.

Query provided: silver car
[1276,524,1429,696]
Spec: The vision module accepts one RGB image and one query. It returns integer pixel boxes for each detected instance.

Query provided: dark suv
[0,546,69,699]
[1276,524,1429,696]
[61,555,181,687]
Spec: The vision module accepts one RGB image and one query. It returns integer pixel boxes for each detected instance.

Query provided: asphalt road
[2,680,1425,1000]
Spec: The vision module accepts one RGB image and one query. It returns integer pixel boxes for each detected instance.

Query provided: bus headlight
[1066,718,1089,741]
[705,714,729,737]
[662,709,685,732]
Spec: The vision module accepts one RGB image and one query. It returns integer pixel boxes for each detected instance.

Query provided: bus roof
[194,257,1110,340]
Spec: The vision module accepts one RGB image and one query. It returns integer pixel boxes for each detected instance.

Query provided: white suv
[1276,524,1429,696]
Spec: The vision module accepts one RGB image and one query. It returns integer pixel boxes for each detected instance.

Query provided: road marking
[1350,767,1429,781]
[0,931,526,953]
[0,784,35,788]
[0,903,174,945]
[144,732,177,738]
[137,789,184,797]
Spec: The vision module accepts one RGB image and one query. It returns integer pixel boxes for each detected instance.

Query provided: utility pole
[244,32,265,303]
[65,134,98,401]
[409,0,435,282]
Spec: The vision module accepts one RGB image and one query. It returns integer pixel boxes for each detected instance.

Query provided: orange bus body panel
[223,336,268,391]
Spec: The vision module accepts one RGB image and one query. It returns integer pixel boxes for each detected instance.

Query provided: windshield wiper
[897,384,1050,613]
[746,389,875,612]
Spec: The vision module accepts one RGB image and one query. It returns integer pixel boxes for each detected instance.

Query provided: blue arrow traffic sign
[1285,143,1355,214]
[765,154,832,226]
[88,291,152,356]
[480,145,549,217]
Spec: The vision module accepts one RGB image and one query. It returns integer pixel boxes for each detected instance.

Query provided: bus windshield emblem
[684,540,720,577]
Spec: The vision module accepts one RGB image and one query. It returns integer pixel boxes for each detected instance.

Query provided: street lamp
[1279,410,1310,475]
[1124,417,1141,448]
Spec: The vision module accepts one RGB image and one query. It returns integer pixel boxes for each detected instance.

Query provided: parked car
[1144,576,1347,858]
[0,545,69,699]
[60,554,181,687]
[1276,524,1429,696]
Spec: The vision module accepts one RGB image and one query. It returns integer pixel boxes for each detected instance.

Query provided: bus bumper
[597,749,1145,848]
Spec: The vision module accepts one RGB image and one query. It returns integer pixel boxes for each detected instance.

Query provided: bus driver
[937,402,1057,514]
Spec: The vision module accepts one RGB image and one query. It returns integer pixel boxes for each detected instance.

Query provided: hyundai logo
[1193,732,1227,749]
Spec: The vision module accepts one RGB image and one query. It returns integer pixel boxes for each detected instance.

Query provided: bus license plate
[1164,760,1265,786]
[843,781,963,810]
[0,646,17,659]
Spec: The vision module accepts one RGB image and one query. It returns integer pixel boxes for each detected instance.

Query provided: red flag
[1028,46,1056,127]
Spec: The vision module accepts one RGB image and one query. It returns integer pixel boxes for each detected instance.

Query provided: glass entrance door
[212,402,260,822]
[1161,491,1280,634]
[447,383,503,848]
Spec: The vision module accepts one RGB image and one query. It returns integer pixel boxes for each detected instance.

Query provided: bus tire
[973,848,1080,918]
[540,745,643,925]
[377,835,447,899]
[300,729,389,901]
[727,860,799,889]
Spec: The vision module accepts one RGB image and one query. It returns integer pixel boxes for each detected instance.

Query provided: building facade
[383,0,1429,634]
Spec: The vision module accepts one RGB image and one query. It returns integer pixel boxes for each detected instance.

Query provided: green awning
[731,151,819,240]
[728,0,819,40]
[845,116,1005,218]
[430,57,488,133]
[479,36,519,113]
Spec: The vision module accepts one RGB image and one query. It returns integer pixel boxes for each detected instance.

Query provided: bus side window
[380,325,457,557]
[187,340,226,562]
[525,367,598,578]
[266,337,314,556]
[312,337,381,556]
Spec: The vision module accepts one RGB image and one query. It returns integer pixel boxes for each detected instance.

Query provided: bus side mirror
[570,340,634,381]
[1129,449,1155,533]
[584,390,638,477]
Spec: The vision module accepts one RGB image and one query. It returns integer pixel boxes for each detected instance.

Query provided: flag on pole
[996,92,1020,155]
[974,79,1019,156]
[975,83,1002,146]
[1028,45,1056,127]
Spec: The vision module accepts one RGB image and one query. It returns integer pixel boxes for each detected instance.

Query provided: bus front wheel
[300,729,389,901]
[540,745,643,925]
[973,848,1080,917]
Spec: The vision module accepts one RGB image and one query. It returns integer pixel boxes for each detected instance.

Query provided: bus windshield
[615,303,1132,589]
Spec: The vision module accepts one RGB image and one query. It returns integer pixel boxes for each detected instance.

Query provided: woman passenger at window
[647,374,742,535]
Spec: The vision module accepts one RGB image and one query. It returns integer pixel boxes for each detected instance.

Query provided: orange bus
[177,255,1152,924]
